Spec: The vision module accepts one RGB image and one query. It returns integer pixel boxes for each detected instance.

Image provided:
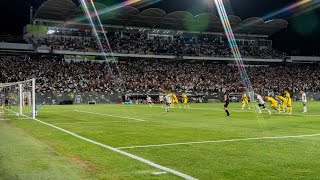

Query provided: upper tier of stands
[30,32,286,59]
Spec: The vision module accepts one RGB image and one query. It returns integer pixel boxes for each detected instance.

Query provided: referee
[222,88,230,116]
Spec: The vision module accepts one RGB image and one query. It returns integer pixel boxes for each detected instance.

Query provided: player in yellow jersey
[276,95,287,112]
[265,96,281,113]
[170,93,181,109]
[241,92,251,110]
[1,101,4,113]
[285,91,293,114]
[182,93,189,108]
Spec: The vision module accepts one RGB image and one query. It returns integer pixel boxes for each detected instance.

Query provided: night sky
[0,0,320,55]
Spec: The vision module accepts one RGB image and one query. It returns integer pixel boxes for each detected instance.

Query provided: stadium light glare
[69,0,162,24]
[214,0,254,99]
[262,0,319,20]
[47,30,55,35]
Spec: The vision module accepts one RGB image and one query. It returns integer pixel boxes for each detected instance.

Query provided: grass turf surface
[1,102,320,179]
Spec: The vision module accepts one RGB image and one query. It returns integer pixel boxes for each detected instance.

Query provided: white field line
[0,118,30,121]
[4,108,32,120]
[54,121,141,125]
[126,105,320,116]
[33,117,198,180]
[127,105,257,113]
[117,133,320,150]
[74,110,145,122]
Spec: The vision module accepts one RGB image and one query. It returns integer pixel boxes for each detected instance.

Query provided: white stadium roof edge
[33,0,288,36]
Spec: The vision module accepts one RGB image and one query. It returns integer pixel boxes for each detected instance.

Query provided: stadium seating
[1,56,319,94]
[30,32,286,59]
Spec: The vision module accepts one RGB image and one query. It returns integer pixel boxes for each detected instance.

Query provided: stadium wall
[35,91,320,105]
[0,43,34,51]
[35,49,283,62]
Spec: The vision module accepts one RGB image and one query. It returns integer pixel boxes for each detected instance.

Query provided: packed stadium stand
[1,56,320,94]
[1,0,320,103]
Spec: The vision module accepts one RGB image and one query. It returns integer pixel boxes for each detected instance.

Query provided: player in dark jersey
[222,88,230,116]
[4,98,10,109]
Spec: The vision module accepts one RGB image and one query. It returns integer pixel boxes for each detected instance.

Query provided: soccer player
[182,93,189,108]
[4,98,10,109]
[147,96,152,108]
[265,96,280,113]
[222,88,230,116]
[255,93,271,115]
[171,93,181,109]
[285,91,293,115]
[241,92,251,110]
[159,94,164,108]
[165,93,171,113]
[276,95,287,112]
[31,102,45,117]
[300,90,307,113]
[1,101,4,113]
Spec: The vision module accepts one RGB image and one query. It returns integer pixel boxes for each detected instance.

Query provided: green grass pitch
[1,102,320,179]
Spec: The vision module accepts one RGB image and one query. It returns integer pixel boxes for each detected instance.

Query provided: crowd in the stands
[32,32,286,59]
[1,56,319,94]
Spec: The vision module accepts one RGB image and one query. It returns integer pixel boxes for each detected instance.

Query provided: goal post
[0,78,36,120]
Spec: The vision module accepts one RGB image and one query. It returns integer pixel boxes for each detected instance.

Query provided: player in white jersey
[147,96,152,108]
[164,94,171,113]
[159,94,164,107]
[300,91,307,113]
[255,93,271,115]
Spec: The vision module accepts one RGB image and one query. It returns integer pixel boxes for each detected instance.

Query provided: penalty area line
[74,110,145,122]
[117,133,320,150]
[54,121,142,125]
[32,117,198,180]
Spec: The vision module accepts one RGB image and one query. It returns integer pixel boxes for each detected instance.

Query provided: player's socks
[225,110,230,116]
[303,107,307,113]
[257,107,262,114]
[265,108,271,115]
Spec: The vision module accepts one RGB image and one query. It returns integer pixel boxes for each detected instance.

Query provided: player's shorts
[166,102,171,106]
[173,99,178,103]
[183,99,188,104]
[224,102,229,108]
[271,103,277,109]
[242,100,249,104]
[258,103,266,108]
[160,100,164,104]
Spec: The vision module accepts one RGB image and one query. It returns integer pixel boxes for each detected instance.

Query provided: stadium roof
[34,0,288,36]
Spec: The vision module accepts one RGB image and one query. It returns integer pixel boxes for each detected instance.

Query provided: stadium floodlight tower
[0,78,36,120]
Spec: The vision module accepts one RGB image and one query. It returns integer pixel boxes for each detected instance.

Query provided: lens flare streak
[79,0,120,84]
[73,0,160,23]
[262,0,320,20]
[214,0,254,97]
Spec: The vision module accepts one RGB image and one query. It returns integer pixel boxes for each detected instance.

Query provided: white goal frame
[0,78,36,119]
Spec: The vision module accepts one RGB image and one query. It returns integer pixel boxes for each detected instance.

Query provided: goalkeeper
[31,102,45,116]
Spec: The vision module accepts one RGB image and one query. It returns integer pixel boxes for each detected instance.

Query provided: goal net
[0,79,36,120]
